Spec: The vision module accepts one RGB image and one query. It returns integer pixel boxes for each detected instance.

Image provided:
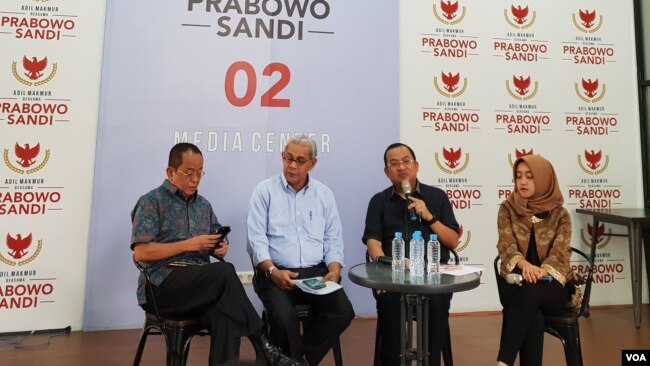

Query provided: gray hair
[284,134,317,159]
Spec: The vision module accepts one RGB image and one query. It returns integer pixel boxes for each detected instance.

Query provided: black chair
[132,257,208,366]
[261,304,344,366]
[370,249,459,366]
[493,248,594,366]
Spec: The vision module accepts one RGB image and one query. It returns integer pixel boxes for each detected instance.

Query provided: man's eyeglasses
[283,156,311,167]
[176,169,205,178]
[386,159,416,169]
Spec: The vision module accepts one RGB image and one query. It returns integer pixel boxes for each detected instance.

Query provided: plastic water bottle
[391,232,405,273]
[427,234,441,274]
[409,231,424,278]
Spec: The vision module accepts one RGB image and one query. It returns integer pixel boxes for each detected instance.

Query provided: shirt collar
[163,179,197,202]
[280,174,311,194]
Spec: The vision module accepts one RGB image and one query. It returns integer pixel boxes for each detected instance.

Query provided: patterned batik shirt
[131,179,219,304]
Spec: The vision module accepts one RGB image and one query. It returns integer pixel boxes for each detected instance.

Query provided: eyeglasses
[386,159,416,169]
[176,169,205,178]
[283,156,311,167]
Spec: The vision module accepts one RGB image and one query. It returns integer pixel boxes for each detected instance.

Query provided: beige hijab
[507,155,564,217]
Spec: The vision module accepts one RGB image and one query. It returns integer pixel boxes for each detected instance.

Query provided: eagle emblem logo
[12,55,58,86]
[0,233,43,266]
[511,5,529,25]
[582,78,599,98]
[15,143,40,168]
[506,75,538,101]
[578,149,609,175]
[442,147,462,168]
[3,142,51,174]
[434,71,467,98]
[584,149,602,170]
[504,4,536,29]
[573,9,603,33]
[435,146,470,174]
[23,56,48,80]
[432,1,467,26]
[575,77,606,103]
[7,233,32,260]
[579,9,597,29]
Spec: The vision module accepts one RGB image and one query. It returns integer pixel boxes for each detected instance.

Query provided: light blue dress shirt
[247,174,344,269]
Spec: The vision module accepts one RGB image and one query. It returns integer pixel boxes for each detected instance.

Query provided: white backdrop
[401,0,646,312]
[0,1,106,332]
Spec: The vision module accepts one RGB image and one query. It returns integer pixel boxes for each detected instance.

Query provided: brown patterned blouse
[497,200,573,286]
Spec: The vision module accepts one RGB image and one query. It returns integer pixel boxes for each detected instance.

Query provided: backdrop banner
[84,0,399,329]
[0,1,106,332]
[400,0,645,312]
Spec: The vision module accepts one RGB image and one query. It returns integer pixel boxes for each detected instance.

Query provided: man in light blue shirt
[247,134,354,365]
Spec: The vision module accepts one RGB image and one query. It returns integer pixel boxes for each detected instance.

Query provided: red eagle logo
[23,56,48,81]
[581,78,599,98]
[579,9,596,29]
[587,223,605,243]
[513,75,531,96]
[442,147,462,168]
[511,5,529,25]
[15,143,40,168]
[441,72,460,93]
[440,1,459,20]
[584,149,602,170]
[6,233,33,260]
[515,148,533,159]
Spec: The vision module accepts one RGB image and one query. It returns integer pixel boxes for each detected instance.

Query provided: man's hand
[407,196,435,223]
[323,262,342,283]
[323,270,340,283]
[270,269,299,290]
[187,234,220,253]
[211,237,228,258]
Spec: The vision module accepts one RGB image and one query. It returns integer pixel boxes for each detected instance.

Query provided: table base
[400,294,429,366]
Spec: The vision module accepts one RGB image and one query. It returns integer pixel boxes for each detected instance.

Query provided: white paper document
[441,265,484,276]
[294,277,342,295]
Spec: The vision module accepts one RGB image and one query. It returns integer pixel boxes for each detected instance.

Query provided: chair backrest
[493,247,594,316]
[133,256,162,321]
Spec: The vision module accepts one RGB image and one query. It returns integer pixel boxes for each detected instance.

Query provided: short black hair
[383,143,416,167]
[168,142,202,168]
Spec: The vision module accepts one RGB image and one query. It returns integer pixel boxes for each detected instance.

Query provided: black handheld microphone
[401,180,418,221]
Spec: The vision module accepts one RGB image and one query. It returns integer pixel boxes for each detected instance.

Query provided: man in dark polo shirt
[362,142,460,366]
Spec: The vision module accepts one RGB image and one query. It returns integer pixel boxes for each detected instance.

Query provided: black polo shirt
[362,181,459,263]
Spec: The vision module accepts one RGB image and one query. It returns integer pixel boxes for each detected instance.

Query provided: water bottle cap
[430,234,438,240]
[413,232,421,239]
[395,232,402,238]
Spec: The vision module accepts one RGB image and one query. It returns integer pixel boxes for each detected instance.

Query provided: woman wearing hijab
[496,155,575,366]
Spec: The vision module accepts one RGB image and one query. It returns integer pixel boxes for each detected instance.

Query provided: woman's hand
[518,260,546,283]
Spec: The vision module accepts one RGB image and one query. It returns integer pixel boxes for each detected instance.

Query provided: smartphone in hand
[213,226,231,249]
[303,278,326,290]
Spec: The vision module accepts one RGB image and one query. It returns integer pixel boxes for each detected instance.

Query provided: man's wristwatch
[266,265,277,278]
[423,215,438,226]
